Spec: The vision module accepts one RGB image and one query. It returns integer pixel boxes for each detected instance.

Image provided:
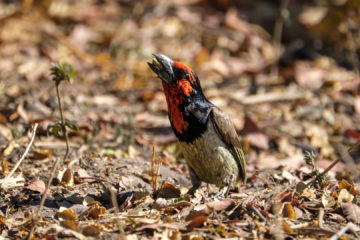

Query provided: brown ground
[0,0,360,239]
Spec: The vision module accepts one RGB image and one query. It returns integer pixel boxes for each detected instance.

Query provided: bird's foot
[209,186,230,200]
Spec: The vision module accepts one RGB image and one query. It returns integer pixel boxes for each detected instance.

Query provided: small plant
[27,62,75,240]
[304,151,326,185]
[49,62,75,162]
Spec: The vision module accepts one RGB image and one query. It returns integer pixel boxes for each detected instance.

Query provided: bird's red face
[148,54,202,135]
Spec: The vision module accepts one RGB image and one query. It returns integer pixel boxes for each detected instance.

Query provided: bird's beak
[148,53,175,84]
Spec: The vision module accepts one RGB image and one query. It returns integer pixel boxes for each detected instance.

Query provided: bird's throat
[162,81,189,135]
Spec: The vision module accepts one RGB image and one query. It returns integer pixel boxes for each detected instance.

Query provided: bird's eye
[182,70,189,78]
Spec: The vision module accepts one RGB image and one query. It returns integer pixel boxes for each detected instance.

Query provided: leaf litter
[0,0,360,239]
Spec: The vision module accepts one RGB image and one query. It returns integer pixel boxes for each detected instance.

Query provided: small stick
[318,208,325,229]
[298,227,335,235]
[151,145,155,191]
[344,18,360,95]
[105,182,119,213]
[56,82,70,164]
[154,155,162,191]
[1,123,38,189]
[271,0,289,80]
[250,205,268,224]
[328,222,359,240]
[314,140,360,182]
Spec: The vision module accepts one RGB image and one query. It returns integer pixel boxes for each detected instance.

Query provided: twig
[107,182,119,213]
[151,145,155,191]
[271,0,289,80]
[298,227,335,235]
[345,18,359,95]
[155,155,162,191]
[318,208,325,229]
[250,205,268,224]
[328,222,359,240]
[227,200,243,216]
[313,140,360,182]
[56,83,70,164]
[1,123,38,189]
[241,89,305,105]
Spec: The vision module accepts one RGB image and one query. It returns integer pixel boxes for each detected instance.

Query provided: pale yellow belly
[180,121,239,186]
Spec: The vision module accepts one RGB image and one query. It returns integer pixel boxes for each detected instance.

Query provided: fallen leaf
[187,215,208,229]
[282,220,293,234]
[26,180,46,194]
[339,179,357,195]
[60,220,79,230]
[61,168,74,186]
[341,202,360,224]
[32,148,52,160]
[294,61,325,89]
[283,203,295,219]
[0,173,25,189]
[56,207,78,221]
[82,225,101,236]
[87,205,106,220]
[74,168,93,183]
[321,194,336,208]
[301,188,316,199]
[246,133,269,150]
[354,96,360,115]
[1,160,9,174]
[83,195,96,206]
[186,200,235,221]
[154,182,181,199]
[1,140,15,156]
[337,189,354,203]
[152,198,167,211]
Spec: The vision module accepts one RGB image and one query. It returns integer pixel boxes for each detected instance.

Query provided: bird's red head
[148,54,206,136]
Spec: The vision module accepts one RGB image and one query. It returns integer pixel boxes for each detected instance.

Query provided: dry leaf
[1,160,9,174]
[246,133,269,150]
[339,179,357,195]
[87,205,106,220]
[154,182,181,199]
[321,194,336,208]
[56,207,78,221]
[32,148,52,160]
[186,200,235,221]
[0,173,25,189]
[283,203,295,219]
[187,215,208,229]
[60,220,79,230]
[83,195,96,206]
[82,225,101,236]
[74,168,93,183]
[282,220,293,234]
[337,189,354,203]
[152,198,167,211]
[61,168,74,186]
[295,61,325,89]
[301,188,316,199]
[341,203,360,224]
[26,180,46,194]
[2,140,15,156]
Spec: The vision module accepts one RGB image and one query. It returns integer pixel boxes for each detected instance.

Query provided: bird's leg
[214,176,233,199]
[187,167,201,195]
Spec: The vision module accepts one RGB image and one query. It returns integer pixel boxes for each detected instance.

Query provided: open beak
[148,53,175,84]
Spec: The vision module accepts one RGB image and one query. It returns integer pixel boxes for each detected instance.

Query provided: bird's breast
[180,121,239,186]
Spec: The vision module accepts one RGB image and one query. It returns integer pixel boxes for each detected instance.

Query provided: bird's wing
[209,107,246,183]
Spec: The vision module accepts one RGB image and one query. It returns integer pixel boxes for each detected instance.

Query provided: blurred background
[1,0,360,178]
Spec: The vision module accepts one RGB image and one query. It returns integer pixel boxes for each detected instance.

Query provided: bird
[148,53,246,197]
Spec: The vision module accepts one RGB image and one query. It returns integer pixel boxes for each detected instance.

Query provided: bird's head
[148,53,210,138]
[148,53,202,97]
